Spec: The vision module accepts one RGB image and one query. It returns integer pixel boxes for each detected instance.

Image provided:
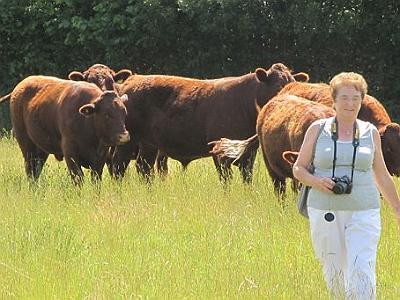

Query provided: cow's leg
[65,156,84,185]
[236,139,259,184]
[90,162,105,183]
[181,160,191,171]
[156,151,168,177]
[237,148,257,184]
[156,153,190,176]
[24,149,49,180]
[14,132,48,180]
[272,176,286,195]
[12,124,47,180]
[136,144,158,182]
[212,156,233,183]
[291,178,300,192]
[105,146,115,176]
[111,141,137,179]
[261,150,286,196]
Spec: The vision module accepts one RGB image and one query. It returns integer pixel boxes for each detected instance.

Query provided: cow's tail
[208,134,259,165]
[0,93,11,103]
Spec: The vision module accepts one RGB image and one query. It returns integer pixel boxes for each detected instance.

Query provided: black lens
[332,179,350,194]
[324,212,335,222]
[332,182,345,194]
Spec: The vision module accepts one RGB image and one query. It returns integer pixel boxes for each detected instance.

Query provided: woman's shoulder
[356,119,374,127]
[357,119,378,134]
[306,117,331,139]
[310,117,332,128]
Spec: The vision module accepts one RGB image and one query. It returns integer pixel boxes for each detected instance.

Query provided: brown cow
[67,64,179,177]
[280,82,400,176]
[0,76,130,184]
[68,63,133,174]
[112,63,309,182]
[68,63,132,92]
[210,95,335,194]
[256,95,335,194]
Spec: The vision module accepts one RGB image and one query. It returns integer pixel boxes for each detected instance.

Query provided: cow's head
[381,123,400,176]
[69,64,132,92]
[79,91,130,146]
[254,63,309,107]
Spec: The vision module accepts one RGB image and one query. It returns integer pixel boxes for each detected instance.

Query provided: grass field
[0,135,399,299]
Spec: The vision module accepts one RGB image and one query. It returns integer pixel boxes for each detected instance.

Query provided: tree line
[1,0,399,131]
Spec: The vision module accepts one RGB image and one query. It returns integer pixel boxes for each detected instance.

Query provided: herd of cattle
[1,63,399,192]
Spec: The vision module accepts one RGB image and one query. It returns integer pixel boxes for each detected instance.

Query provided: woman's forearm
[376,176,400,211]
[293,165,318,187]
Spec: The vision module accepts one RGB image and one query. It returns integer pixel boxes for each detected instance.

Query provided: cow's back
[10,76,100,156]
[279,82,331,106]
[10,76,68,116]
[10,76,69,151]
[120,74,260,160]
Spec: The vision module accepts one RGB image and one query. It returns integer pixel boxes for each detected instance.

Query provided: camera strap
[330,118,360,182]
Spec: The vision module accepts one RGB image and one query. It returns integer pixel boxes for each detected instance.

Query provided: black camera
[331,176,352,194]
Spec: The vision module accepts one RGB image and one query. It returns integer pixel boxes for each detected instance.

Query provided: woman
[293,72,400,299]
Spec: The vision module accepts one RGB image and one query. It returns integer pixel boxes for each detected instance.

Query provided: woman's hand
[312,176,335,193]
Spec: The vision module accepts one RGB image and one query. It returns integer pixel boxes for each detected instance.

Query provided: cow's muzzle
[117,131,130,145]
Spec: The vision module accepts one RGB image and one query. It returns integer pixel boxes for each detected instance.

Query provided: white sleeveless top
[308,117,380,210]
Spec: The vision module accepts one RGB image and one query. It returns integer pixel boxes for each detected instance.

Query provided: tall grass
[0,136,399,299]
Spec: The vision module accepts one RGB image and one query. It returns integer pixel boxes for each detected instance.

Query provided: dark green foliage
[1,0,399,131]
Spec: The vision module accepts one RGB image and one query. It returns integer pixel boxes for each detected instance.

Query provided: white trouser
[308,207,381,300]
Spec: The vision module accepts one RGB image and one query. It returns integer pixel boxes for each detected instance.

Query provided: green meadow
[0,135,399,299]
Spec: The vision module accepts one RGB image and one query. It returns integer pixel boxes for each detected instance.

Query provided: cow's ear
[79,104,96,116]
[383,123,400,140]
[282,151,299,166]
[385,123,400,133]
[68,71,84,81]
[293,72,309,82]
[114,69,132,82]
[255,68,269,82]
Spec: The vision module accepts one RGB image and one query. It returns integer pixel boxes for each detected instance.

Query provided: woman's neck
[335,116,356,128]
[334,116,358,141]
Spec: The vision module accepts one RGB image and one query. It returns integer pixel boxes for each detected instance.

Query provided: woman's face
[333,85,363,120]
